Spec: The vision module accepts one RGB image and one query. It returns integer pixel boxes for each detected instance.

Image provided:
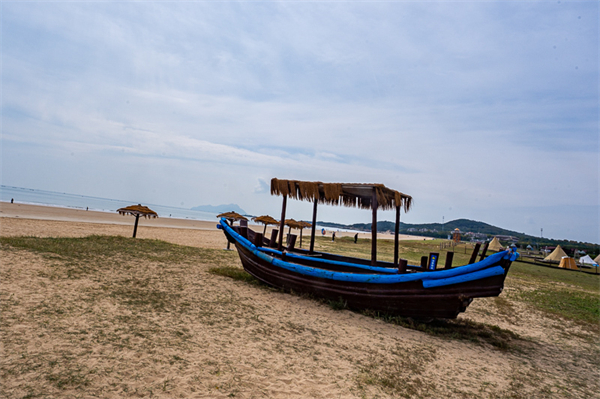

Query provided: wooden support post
[287,234,297,250]
[278,196,287,251]
[239,226,248,239]
[253,232,264,247]
[310,199,318,254]
[394,205,400,268]
[444,251,454,269]
[468,243,481,264]
[479,241,490,261]
[269,229,279,248]
[371,187,378,266]
[132,214,140,238]
[398,259,407,273]
[420,256,428,270]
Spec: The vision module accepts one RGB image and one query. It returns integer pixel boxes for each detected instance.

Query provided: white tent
[579,255,599,267]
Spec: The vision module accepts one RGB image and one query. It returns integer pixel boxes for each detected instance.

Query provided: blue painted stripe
[219,219,515,287]
[422,266,506,288]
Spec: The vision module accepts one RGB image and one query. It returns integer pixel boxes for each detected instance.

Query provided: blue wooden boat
[218,179,518,319]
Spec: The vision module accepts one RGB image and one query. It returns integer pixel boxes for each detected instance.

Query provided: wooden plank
[269,229,279,248]
[398,258,407,273]
[287,234,297,250]
[479,241,490,261]
[444,251,454,269]
[420,256,428,270]
[253,232,264,247]
[468,243,481,264]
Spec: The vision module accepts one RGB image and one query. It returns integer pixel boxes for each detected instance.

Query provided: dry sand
[1,202,598,398]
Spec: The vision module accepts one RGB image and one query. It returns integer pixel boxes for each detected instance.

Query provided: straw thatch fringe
[270,178,413,212]
[117,205,158,218]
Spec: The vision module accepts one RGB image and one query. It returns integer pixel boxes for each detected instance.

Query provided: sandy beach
[1,202,597,398]
[0,202,430,247]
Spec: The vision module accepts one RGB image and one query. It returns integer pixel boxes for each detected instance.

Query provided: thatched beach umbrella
[297,220,312,248]
[217,211,248,224]
[252,215,279,235]
[217,211,248,250]
[117,204,158,238]
[284,219,303,235]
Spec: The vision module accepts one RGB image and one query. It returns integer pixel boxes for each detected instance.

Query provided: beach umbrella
[217,211,248,250]
[284,219,303,235]
[252,215,279,235]
[297,220,312,248]
[216,211,248,224]
[284,219,304,246]
[117,204,158,238]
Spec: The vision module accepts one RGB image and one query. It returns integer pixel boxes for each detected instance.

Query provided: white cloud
[1,1,598,242]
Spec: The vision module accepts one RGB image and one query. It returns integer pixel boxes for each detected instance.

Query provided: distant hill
[318,218,599,250]
[318,218,521,236]
[191,204,246,215]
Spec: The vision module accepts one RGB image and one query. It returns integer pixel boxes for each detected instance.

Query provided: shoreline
[0,201,433,241]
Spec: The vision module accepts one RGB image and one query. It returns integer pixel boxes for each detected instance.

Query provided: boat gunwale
[219,218,516,287]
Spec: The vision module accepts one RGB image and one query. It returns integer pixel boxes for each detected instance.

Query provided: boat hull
[220,221,514,319]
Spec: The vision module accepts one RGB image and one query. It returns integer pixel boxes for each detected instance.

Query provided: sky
[1,1,598,243]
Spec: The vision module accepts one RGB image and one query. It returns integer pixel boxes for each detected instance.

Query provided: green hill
[317,218,599,253]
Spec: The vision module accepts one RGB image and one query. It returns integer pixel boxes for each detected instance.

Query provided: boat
[217,178,519,319]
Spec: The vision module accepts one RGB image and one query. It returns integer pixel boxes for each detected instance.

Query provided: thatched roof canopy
[217,211,248,221]
[284,219,303,229]
[271,178,413,212]
[252,215,279,225]
[298,221,312,228]
[117,205,158,218]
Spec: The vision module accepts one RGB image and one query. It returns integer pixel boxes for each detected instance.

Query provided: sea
[0,185,219,222]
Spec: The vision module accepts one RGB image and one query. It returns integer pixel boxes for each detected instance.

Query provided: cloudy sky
[1,1,598,243]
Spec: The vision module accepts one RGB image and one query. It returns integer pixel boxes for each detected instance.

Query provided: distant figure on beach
[11,198,14,203]
[354,233,358,243]
[86,207,88,211]
[332,232,336,242]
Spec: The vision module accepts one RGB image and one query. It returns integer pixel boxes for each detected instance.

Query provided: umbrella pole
[263,224,267,236]
[371,187,378,266]
[299,228,303,248]
[133,214,140,238]
[278,196,287,251]
[394,205,400,268]
[310,199,317,254]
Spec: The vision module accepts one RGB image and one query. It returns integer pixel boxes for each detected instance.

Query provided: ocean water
[0,185,219,222]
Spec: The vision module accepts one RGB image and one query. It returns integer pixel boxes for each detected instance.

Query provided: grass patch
[0,235,233,267]
[520,288,600,326]
[509,261,600,292]
[208,266,259,285]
